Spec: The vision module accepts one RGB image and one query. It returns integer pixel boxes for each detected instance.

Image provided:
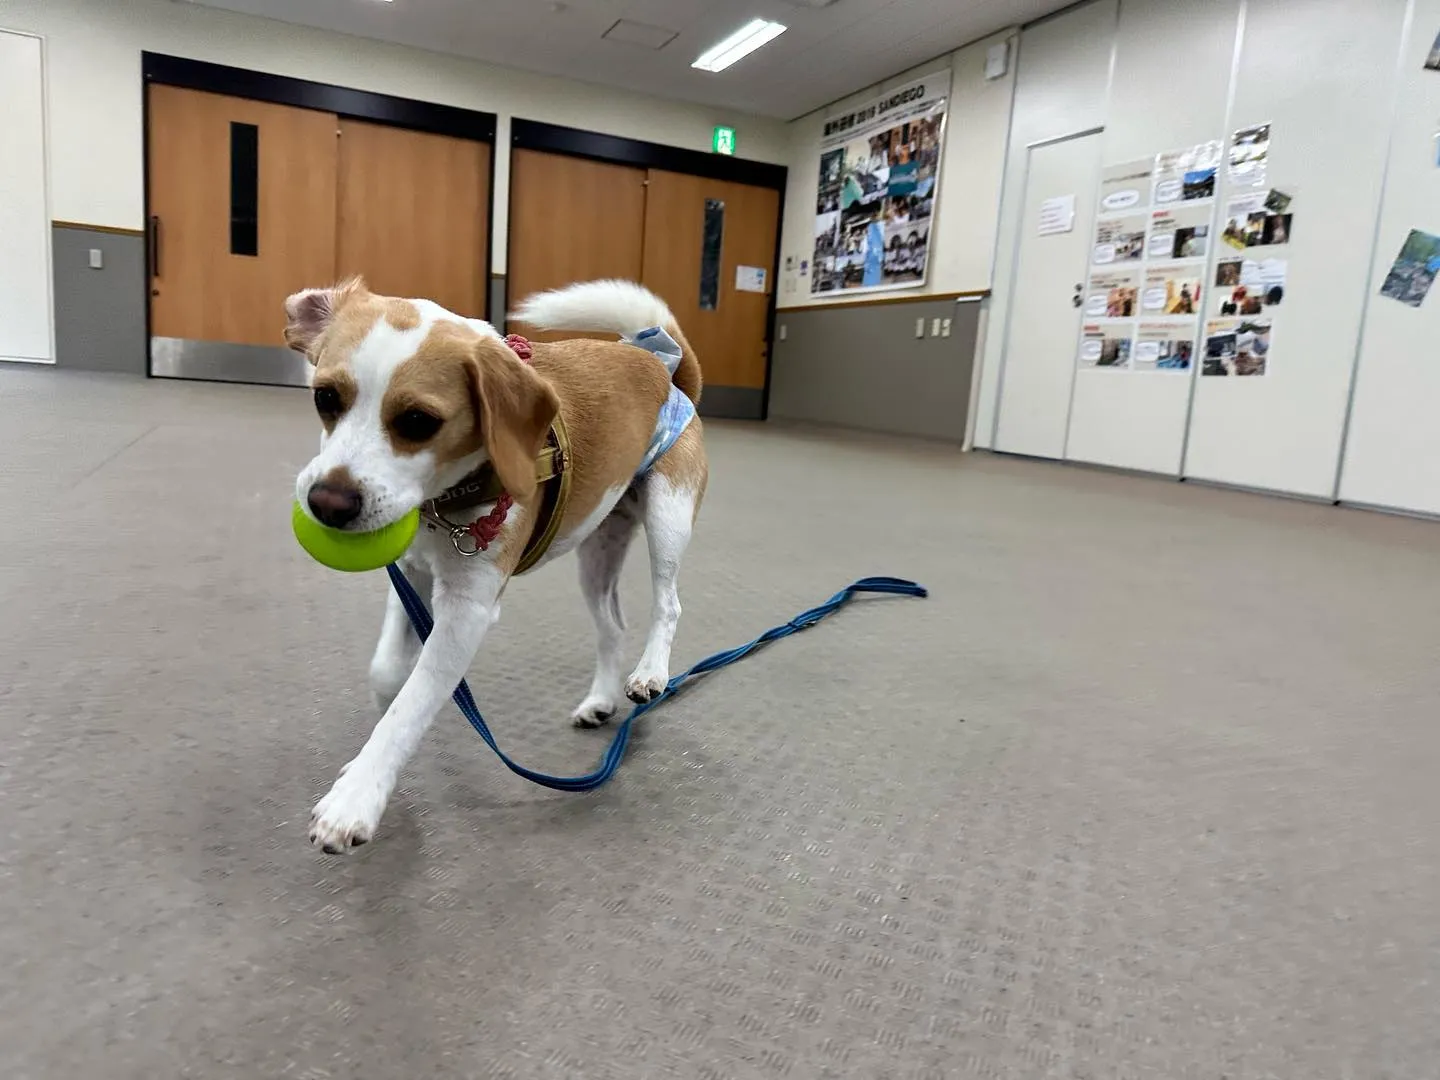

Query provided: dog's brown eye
[392,409,443,442]
[314,385,342,417]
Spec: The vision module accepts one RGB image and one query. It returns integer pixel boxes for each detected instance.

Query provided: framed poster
[810,75,950,296]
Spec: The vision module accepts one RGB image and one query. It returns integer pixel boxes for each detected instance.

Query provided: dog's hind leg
[368,561,433,714]
[572,501,640,727]
[626,424,707,704]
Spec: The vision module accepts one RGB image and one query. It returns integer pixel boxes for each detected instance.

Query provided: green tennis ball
[292,502,420,573]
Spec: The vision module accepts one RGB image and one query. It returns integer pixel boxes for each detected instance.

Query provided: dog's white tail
[509,279,702,404]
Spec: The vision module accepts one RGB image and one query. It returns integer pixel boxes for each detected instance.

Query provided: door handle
[148,215,161,279]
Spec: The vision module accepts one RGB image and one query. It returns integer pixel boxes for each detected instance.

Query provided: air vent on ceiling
[602,19,680,50]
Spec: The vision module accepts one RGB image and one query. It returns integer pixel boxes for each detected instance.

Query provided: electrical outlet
[931,317,942,337]
[88,248,103,269]
[778,324,787,341]
[940,317,952,338]
[915,317,925,339]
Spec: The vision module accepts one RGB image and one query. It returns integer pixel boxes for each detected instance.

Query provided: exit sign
[712,125,737,156]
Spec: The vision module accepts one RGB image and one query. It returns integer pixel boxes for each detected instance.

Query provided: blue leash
[385,565,927,792]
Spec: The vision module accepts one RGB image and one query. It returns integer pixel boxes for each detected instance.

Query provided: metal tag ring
[450,528,483,556]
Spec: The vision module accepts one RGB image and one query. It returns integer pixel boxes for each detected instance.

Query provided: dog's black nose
[307,481,363,528]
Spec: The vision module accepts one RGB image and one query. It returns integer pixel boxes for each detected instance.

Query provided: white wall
[776,29,1019,307]
[0,0,789,274]
[1339,0,1440,515]
[1181,0,1406,497]
[976,0,1423,509]
[1061,0,1239,475]
[974,0,1119,448]
[0,29,53,363]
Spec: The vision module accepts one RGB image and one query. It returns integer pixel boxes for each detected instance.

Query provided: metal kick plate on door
[150,338,312,387]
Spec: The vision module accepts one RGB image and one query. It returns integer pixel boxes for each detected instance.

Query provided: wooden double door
[507,149,780,411]
[147,84,490,384]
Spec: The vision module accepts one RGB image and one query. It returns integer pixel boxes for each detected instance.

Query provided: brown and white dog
[286,278,707,853]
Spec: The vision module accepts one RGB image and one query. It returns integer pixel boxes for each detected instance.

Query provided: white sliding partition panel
[1064,0,1240,475]
[0,29,52,364]
[1338,0,1440,516]
[977,0,1117,453]
[1183,0,1407,498]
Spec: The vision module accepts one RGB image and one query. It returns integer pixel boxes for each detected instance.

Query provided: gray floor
[2,364,1438,1079]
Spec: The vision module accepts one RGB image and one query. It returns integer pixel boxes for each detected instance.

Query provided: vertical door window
[229,121,259,256]
[699,198,724,310]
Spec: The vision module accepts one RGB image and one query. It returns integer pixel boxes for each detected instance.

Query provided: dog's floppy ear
[283,277,364,359]
[469,339,559,502]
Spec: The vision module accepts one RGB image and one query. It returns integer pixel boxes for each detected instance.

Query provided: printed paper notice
[1148,204,1212,260]
[1134,322,1195,372]
[735,265,768,293]
[1202,317,1271,376]
[1214,256,1287,315]
[1142,267,1202,315]
[1221,190,1293,251]
[1038,194,1077,236]
[1084,268,1140,317]
[1379,228,1440,308]
[1152,141,1221,205]
[1079,323,1133,370]
[1228,123,1270,188]
[1098,159,1153,213]
[1092,214,1148,264]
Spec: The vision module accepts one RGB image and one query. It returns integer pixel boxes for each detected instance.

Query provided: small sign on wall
[1037,194,1076,236]
[735,265,768,292]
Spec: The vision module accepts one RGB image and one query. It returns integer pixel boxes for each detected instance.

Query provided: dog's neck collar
[419,335,572,573]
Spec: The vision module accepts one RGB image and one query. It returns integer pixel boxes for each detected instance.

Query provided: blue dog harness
[626,326,696,479]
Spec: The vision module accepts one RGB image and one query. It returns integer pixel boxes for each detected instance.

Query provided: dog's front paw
[309,766,387,854]
[625,668,668,705]
[572,694,620,729]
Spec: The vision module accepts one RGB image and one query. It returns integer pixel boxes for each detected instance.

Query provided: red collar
[504,334,533,362]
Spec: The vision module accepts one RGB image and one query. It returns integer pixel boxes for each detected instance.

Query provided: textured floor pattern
[2,365,1439,1079]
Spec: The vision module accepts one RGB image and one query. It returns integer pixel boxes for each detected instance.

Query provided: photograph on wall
[1378,228,1440,308]
[1084,268,1141,317]
[1202,317,1271,376]
[1214,257,1286,315]
[1133,322,1195,372]
[1099,159,1153,212]
[1221,191,1292,250]
[881,221,930,283]
[816,148,843,213]
[1425,29,1440,71]
[809,76,949,295]
[1079,323,1134,370]
[1092,214,1148,264]
[1228,123,1270,188]
[1142,267,1202,315]
[1148,204,1212,260]
[1152,141,1222,204]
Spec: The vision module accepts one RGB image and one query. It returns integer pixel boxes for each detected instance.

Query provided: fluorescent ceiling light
[692,19,787,73]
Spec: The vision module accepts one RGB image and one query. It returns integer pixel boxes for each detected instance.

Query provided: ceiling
[187,0,1069,120]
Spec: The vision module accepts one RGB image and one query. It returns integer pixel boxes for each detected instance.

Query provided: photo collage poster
[1077,141,1221,374]
[1204,123,1292,377]
[811,76,949,296]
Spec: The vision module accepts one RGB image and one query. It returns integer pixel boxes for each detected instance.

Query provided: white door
[0,30,51,363]
[993,131,1102,457]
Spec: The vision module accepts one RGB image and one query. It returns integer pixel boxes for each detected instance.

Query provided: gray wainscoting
[768,296,983,442]
[51,224,147,376]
